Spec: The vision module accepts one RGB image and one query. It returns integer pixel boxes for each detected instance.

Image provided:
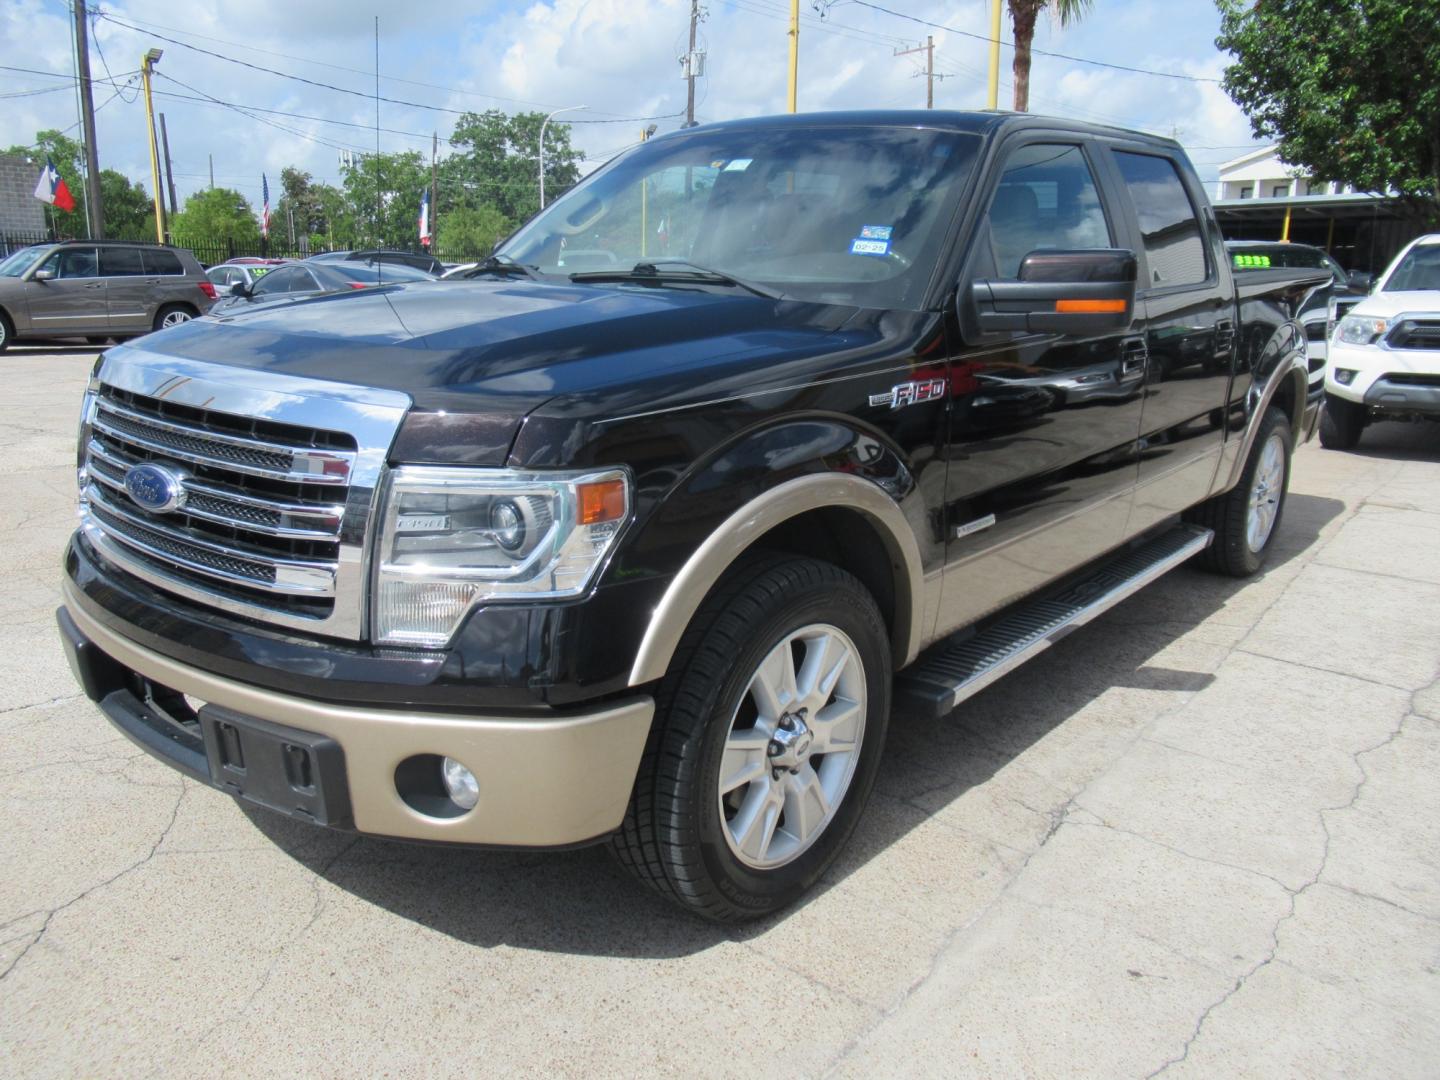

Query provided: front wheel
[612,556,891,922]
[1185,405,1292,577]
[1319,393,1366,450]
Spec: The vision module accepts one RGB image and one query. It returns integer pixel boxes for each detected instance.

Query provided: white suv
[1322,234,1440,449]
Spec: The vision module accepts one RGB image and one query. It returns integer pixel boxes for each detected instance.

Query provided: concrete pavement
[1,345,1436,1078]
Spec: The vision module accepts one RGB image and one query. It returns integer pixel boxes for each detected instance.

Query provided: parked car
[206,258,292,295]
[0,240,215,351]
[57,111,1327,922]
[307,248,444,276]
[208,259,436,315]
[1321,232,1440,449]
[1225,240,1364,401]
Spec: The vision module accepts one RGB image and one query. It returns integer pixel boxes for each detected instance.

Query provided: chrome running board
[895,524,1214,719]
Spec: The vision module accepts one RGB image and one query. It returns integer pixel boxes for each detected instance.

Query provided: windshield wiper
[570,260,784,300]
[463,254,543,281]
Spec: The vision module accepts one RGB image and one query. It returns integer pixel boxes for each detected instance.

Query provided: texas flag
[33,157,75,213]
[418,188,431,248]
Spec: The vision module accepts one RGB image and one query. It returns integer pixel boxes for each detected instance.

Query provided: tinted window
[100,247,145,276]
[984,144,1111,279]
[252,266,299,295]
[143,249,184,275]
[332,262,433,283]
[1114,152,1208,288]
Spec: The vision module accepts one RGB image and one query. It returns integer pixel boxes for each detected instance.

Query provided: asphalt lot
[2,344,1437,1078]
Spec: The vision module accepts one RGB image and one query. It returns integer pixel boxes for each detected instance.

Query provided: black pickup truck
[57,111,1325,921]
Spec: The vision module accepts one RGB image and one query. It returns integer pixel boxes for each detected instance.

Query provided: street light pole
[141,48,166,244]
[539,105,586,210]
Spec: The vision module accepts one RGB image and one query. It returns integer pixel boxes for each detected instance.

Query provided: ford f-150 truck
[56,112,1326,921]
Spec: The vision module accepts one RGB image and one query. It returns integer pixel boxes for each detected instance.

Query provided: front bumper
[1326,339,1440,407]
[58,580,654,847]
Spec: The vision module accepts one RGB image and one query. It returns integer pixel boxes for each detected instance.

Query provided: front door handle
[1120,338,1148,377]
[83,282,104,289]
[1215,319,1235,352]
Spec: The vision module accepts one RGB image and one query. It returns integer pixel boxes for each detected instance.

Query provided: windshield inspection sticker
[859,225,893,240]
[850,238,890,257]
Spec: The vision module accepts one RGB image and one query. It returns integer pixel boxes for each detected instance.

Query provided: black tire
[85,336,110,346]
[1318,393,1366,450]
[1185,406,1292,577]
[611,556,891,922]
[0,309,12,353]
[153,304,196,332]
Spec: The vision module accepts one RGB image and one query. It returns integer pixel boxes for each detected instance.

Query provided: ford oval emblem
[123,463,187,514]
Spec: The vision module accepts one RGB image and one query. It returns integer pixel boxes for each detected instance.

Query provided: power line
[841,1,1221,84]
[94,12,683,127]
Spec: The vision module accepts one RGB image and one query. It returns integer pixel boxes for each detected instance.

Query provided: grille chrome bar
[93,398,354,486]
[88,440,344,540]
[87,482,337,595]
[82,346,411,640]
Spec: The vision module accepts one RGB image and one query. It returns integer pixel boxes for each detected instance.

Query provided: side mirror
[229,282,250,297]
[1346,270,1373,293]
[967,249,1138,337]
[32,268,54,282]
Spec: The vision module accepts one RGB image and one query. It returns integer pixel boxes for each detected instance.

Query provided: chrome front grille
[77,347,411,640]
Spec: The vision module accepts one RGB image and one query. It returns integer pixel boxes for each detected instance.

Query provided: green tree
[1007,0,1093,112]
[443,110,584,225]
[169,187,260,245]
[1216,0,1440,222]
[272,166,346,246]
[340,150,431,248]
[434,204,513,259]
[98,170,153,238]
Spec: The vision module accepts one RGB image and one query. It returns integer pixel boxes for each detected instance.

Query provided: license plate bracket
[198,705,352,828]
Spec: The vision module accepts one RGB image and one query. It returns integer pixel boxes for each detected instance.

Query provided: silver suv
[0,240,216,352]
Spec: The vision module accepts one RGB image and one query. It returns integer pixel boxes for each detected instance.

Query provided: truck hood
[1346,290,1440,318]
[128,280,861,463]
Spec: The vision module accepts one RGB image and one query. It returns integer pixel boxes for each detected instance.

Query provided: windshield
[0,246,48,278]
[1382,243,1440,292]
[501,124,981,309]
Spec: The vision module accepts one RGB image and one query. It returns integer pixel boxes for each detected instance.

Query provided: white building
[1214,145,1357,202]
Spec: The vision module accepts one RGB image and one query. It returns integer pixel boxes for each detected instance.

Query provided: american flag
[261,174,270,239]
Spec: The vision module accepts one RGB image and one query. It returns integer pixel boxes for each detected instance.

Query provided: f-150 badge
[870,378,947,410]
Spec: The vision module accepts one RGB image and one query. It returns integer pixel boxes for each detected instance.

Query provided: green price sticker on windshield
[1232,253,1271,269]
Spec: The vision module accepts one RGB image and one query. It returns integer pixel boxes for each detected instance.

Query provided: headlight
[372,466,629,647]
[1334,314,1388,346]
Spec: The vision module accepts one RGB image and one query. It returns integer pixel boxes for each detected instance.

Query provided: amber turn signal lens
[577,478,626,525]
[1055,298,1126,313]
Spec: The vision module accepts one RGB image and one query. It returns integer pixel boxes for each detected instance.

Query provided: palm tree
[1008,0,1094,112]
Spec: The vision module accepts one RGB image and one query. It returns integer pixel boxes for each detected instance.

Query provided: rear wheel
[153,304,195,331]
[1319,393,1366,450]
[611,556,891,922]
[1185,405,1292,578]
[0,309,13,353]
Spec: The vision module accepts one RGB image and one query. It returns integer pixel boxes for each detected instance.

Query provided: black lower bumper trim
[57,606,353,828]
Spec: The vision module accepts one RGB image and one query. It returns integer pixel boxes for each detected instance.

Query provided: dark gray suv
[0,240,216,352]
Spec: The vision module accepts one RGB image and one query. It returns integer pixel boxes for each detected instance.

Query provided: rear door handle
[1215,319,1235,352]
[83,282,104,289]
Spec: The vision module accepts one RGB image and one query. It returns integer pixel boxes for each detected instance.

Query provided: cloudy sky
[1,0,1263,213]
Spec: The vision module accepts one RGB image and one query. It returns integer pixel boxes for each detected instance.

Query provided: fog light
[441,756,480,810]
[1335,368,1358,386]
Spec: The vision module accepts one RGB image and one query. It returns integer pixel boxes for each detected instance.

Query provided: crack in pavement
[0,779,187,983]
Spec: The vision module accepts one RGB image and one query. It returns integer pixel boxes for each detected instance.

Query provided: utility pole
[894,36,941,109]
[141,48,166,243]
[986,0,1002,109]
[208,153,214,190]
[73,0,104,239]
[158,113,178,217]
[787,0,799,112]
[682,0,705,128]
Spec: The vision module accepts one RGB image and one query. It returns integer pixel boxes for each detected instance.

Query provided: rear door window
[1113,151,1209,288]
[100,247,145,276]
